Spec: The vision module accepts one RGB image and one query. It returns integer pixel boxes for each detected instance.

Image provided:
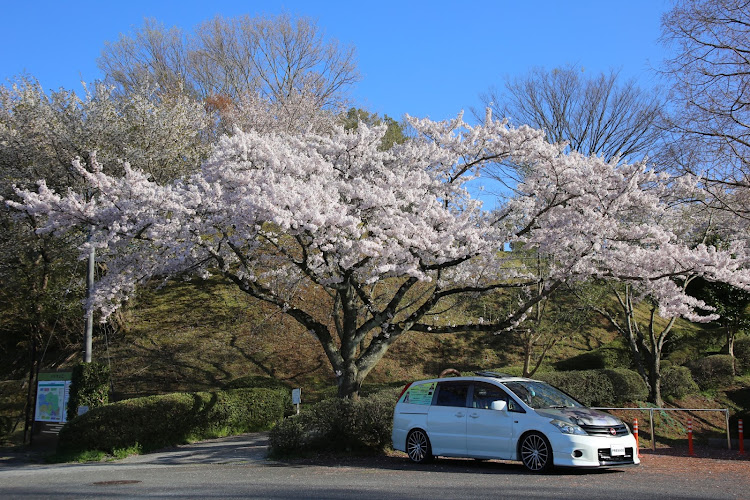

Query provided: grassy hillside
[99,277,717,398]
[105,277,526,398]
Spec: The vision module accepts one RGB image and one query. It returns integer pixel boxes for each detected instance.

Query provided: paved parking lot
[1,434,748,499]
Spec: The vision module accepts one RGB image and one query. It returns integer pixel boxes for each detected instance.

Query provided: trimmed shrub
[555,347,631,371]
[66,362,110,422]
[602,368,649,403]
[58,387,290,454]
[687,355,736,390]
[734,337,750,375]
[666,345,701,367]
[667,345,701,365]
[224,375,291,391]
[269,389,399,457]
[660,366,699,399]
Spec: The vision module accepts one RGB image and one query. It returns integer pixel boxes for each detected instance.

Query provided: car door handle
[469,413,480,419]
[455,412,465,418]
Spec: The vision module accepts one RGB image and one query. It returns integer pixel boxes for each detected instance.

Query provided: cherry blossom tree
[8,111,750,398]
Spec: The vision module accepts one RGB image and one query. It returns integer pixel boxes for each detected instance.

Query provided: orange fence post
[633,419,641,457]
[739,419,745,455]
[688,419,695,456]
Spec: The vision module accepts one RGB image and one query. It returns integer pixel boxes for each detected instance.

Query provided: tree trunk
[522,339,532,378]
[23,338,37,445]
[726,325,736,375]
[648,355,663,408]
[337,364,364,399]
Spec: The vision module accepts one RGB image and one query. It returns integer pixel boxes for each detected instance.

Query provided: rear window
[401,382,437,405]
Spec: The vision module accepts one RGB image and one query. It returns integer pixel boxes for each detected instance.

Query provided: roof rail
[474,370,515,379]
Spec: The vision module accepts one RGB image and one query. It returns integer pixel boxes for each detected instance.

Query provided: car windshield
[502,381,583,409]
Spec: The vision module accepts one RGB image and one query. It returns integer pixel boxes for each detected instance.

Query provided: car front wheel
[406,429,432,464]
[520,433,552,472]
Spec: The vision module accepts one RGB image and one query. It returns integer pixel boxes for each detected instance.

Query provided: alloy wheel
[406,429,431,463]
[520,433,551,472]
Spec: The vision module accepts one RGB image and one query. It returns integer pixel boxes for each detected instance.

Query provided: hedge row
[535,368,648,406]
[686,354,735,390]
[660,366,699,399]
[58,387,290,454]
[66,362,110,422]
[269,388,400,456]
[555,347,631,372]
[223,375,291,391]
[735,337,750,375]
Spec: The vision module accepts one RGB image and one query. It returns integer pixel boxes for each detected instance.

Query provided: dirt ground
[635,446,750,476]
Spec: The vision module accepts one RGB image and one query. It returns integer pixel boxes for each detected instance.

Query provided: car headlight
[550,419,588,435]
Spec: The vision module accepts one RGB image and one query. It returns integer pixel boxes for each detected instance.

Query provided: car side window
[434,381,470,407]
[471,382,525,413]
[471,382,508,409]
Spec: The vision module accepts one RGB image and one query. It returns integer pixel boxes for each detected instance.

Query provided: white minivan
[391,372,639,472]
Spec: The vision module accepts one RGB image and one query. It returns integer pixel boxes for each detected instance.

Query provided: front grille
[598,447,635,465]
[580,423,629,437]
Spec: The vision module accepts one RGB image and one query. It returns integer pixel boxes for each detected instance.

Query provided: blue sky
[2,0,672,122]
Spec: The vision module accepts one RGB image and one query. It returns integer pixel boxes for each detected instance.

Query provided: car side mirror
[490,400,507,412]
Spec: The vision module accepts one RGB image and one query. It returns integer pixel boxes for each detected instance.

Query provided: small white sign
[292,388,301,405]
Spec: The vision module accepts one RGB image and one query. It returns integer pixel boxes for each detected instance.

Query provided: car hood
[534,407,623,426]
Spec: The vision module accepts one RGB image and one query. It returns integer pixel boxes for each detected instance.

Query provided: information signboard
[35,371,72,423]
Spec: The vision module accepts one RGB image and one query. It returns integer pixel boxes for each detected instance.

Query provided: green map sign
[35,371,72,423]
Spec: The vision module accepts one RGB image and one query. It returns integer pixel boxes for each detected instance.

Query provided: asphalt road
[1,433,748,499]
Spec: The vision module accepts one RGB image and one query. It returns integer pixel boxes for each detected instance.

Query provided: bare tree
[660,0,750,224]
[476,65,665,164]
[578,281,688,407]
[98,14,359,109]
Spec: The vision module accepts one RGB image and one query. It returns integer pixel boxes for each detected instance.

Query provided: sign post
[292,388,301,415]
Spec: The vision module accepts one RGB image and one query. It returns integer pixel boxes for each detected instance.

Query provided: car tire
[406,429,433,464]
[519,432,553,472]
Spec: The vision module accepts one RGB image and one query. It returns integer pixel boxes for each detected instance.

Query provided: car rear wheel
[520,433,552,472]
[406,429,432,463]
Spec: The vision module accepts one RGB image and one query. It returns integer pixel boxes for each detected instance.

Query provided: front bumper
[549,433,640,468]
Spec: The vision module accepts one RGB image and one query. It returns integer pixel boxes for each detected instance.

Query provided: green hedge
[687,355,736,390]
[67,362,110,422]
[535,368,647,406]
[58,387,290,454]
[555,347,631,371]
[602,368,649,403]
[735,337,750,375]
[661,366,700,399]
[269,388,400,457]
[223,375,291,391]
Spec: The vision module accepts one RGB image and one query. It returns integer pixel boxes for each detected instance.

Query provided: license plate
[610,445,625,456]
